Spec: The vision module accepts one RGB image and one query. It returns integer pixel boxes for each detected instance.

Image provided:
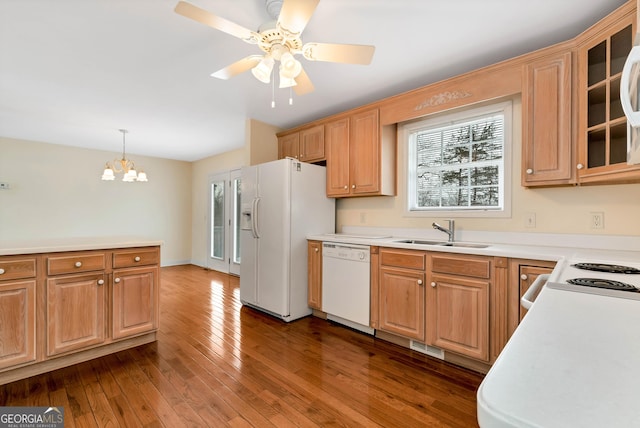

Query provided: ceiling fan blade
[211,55,263,80]
[293,68,314,95]
[302,43,375,65]
[277,0,320,37]
[174,1,259,43]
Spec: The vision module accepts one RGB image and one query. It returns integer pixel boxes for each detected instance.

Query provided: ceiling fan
[174,0,375,95]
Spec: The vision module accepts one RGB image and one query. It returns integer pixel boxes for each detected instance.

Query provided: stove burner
[567,278,639,292]
[571,263,640,274]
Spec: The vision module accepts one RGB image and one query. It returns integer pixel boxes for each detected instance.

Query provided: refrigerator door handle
[252,197,261,239]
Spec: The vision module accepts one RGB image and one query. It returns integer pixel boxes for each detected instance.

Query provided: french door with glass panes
[208,170,241,275]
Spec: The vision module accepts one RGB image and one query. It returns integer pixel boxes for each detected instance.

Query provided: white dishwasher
[322,242,374,335]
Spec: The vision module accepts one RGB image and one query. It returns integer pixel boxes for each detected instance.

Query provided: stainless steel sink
[393,239,489,249]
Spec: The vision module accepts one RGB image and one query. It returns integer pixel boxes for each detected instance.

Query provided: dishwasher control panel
[322,242,370,263]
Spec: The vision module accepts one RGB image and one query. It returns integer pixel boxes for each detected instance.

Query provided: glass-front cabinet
[578,7,640,183]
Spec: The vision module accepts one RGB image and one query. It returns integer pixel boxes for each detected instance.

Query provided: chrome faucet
[432,219,455,243]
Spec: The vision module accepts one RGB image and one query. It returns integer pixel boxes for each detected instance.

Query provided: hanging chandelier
[101,129,148,182]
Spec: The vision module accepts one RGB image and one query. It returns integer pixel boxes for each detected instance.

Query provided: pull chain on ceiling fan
[174,0,375,95]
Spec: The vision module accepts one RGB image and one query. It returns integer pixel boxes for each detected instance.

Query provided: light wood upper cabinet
[427,254,490,362]
[326,108,396,197]
[577,3,640,183]
[325,117,351,196]
[0,256,37,370]
[278,133,300,160]
[278,125,325,163]
[522,49,575,186]
[307,240,322,310]
[300,125,325,162]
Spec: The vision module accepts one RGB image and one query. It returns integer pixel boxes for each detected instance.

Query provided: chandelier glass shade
[101,129,148,182]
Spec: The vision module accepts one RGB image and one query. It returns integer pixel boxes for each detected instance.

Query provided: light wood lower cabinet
[113,266,158,339]
[46,272,106,356]
[427,253,491,362]
[427,273,489,361]
[378,248,426,341]
[307,241,322,310]
[0,245,160,384]
[0,279,36,369]
[507,259,556,337]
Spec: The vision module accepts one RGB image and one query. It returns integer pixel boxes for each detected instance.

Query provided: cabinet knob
[431,282,436,287]
[577,163,584,170]
[75,261,82,268]
[314,248,319,253]
[134,256,141,262]
[351,184,356,189]
[97,279,104,285]
[521,274,528,280]
[526,168,533,175]
[0,268,5,275]
[417,279,423,285]
[114,277,121,283]
[343,185,348,190]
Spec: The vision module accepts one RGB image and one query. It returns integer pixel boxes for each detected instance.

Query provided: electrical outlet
[590,212,604,229]
[525,212,536,228]
[0,182,9,190]
[359,212,366,224]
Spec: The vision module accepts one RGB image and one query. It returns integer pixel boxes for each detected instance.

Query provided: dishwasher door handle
[521,274,550,310]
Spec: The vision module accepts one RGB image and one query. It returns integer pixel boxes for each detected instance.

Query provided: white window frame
[402,100,512,218]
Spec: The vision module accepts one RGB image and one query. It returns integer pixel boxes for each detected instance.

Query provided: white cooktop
[477,285,640,427]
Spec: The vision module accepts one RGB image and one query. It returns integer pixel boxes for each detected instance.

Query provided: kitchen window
[403,101,512,218]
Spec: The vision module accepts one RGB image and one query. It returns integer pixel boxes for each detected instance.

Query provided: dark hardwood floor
[0,265,484,427]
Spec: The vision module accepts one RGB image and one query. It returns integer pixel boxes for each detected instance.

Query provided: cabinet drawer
[431,254,491,279]
[113,247,159,268]
[0,257,37,281]
[380,249,426,270]
[47,252,106,276]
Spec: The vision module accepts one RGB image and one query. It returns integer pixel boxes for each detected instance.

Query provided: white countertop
[0,236,163,256]
[309,231,640,265]
[477,285,640,427]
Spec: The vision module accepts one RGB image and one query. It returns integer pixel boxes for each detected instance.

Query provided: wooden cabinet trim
[380,248,426,270]
[0,257,37,281]
[113,247,160,269]
[47,252,106,276]
[431,254,491,278]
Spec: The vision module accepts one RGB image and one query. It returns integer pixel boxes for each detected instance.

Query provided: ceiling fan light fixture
[279,51,302,79]
[251,56,274,83]
[278,69,297,88]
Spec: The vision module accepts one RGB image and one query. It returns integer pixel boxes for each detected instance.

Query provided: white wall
[0,137,192,265]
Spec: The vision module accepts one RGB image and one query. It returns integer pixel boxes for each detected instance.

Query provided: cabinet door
[427,274,489,361]
[0,280,36,369]
[518,265,553,321]
[577,12,640,183]
[300,125,325,162]
[307,241,322,309]
[112,266,159,340]
[47,273,106,356]
[278,133,300,160]
[350,109,380,194]
[325,118,351,196]
[379,266,425,341]
[522,50,574,186]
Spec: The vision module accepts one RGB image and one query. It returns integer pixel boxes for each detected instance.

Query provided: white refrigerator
[239,158,335,322]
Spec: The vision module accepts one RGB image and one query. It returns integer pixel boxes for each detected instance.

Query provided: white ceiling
[0,0,629,162]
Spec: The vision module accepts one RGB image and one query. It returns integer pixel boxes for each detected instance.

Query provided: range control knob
[358,252,365,260]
